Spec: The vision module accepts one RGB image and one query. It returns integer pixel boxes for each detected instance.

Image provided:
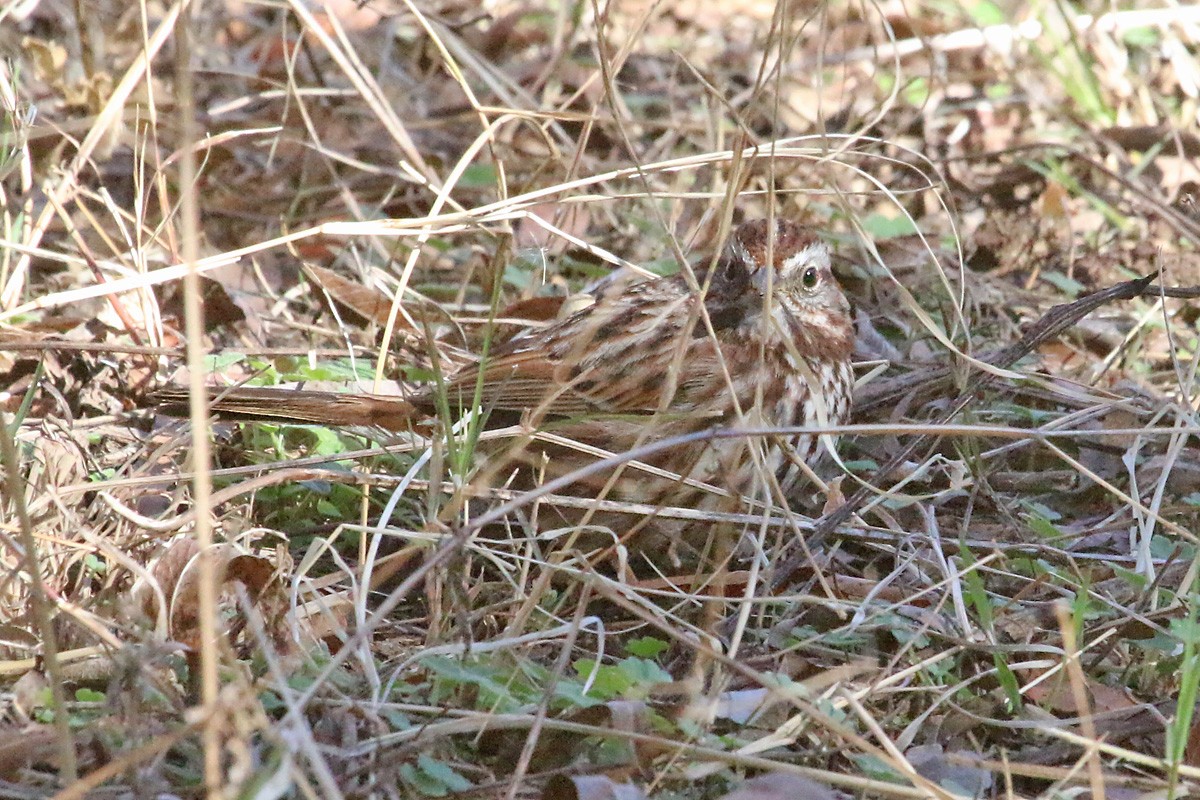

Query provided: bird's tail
[150,386,423,432]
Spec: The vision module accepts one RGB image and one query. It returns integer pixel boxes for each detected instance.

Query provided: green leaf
[572,657,671,700]
[399,763,446,796]
[401,365,438,383]
[902,77,929,106]
[642,258,680,277]
[382,709,412,729]
[992,653,1022,712]
[1150,534,1192,560]
[75,687,105,703]
[852,753,906,783]
[1170,617,1200,645]
[307,426,347,456]
[616,657,671,686]
[573,660,632,699]
[503,262,538,291]
[417,755,472,792]
[968,0,1004,26]
[423,656,530,712]
[860,211,918,240]
[204,352,247,372]
[1132,629,1178,654]
[1110,564,1148,590]
[1022,501,1062,522]
[551,678,604,709]
[458,163,497,188]
[1027,514,1062,539]
[1042,270,1084,298]
[625,636,669,658]
[290,360,372,383]
[1122,26,1159,48]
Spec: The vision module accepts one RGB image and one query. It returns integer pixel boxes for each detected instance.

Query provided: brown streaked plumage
[154,218,855,545]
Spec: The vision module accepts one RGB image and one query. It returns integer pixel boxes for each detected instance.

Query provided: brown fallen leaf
[1021,667,1138,716]
[514,203,592,254]
[133,538,289,656]
[304,263,398,328]
[1185,705,1200,768]
[0,725,59,779]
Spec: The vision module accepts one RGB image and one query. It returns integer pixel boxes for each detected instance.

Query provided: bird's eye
[801,266,819,289]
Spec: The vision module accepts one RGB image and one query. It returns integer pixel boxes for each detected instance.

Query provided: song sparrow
[155,218,855,542]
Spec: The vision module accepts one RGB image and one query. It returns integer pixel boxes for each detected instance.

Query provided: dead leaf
[1185,705,1200,768]
[292,590,354,648]
[133,536,199,635]
[820,475,846,517]
[158,274,249,334]
[0,725,59,779]
[1022,668,1138,716]
[712,688,769,725]
[715,771,839,800]
[541,774,646,800]
[134,538,287,654]
[514,203,592,254]
[1040,180,1068,219]
[480,699,657,776]
[304,263,397,327]
[169,544,278,649]
[10,670,48,720]
[499,295,568,327]
[907,744,994,797]
[21,36,67,84]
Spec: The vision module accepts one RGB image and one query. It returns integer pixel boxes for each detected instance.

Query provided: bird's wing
[434,349,600,416]
[428,280,732,418]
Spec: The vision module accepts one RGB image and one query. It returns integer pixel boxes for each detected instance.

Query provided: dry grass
[2,0,1200,797]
